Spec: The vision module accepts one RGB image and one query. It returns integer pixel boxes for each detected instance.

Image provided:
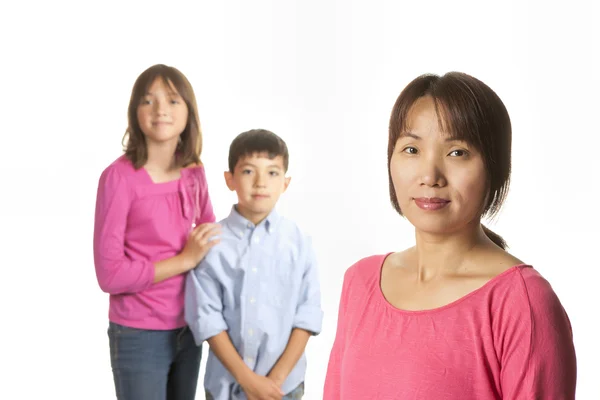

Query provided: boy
[185,129,323,400]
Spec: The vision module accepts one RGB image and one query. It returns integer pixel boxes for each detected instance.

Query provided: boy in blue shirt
[185,129,323,400]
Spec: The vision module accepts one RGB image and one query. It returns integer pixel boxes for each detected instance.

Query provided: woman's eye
[403,147,418,155]
[449,149,467,157]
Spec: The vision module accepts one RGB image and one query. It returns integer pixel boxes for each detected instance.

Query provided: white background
[1,0,598,398]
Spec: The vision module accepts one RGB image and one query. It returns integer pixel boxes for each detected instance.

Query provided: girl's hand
[180,223,221,270]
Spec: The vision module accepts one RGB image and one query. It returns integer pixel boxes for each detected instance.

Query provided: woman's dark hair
[122,64,202,169]
[388,72,511,249]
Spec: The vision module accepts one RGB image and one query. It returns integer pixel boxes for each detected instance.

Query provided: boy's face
[225,152,291,225]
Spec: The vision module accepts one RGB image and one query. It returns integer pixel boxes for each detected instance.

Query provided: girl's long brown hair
[122,64,202,169]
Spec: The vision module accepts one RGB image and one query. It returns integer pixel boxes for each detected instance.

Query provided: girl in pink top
[93,64,221,400]
[324,72,577,399]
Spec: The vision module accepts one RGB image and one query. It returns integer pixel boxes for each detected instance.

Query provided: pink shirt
[324,254,577,400]
[93,155,215,330]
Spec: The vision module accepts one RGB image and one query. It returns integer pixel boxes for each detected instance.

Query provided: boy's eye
[242,169,252,175]
[402,147,418,155]
[269,171,279,176]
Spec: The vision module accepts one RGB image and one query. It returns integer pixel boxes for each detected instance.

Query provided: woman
[323,72,577,399]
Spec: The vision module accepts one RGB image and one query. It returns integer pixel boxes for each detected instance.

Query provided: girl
[94,64,221,400]
[323,72,577,399]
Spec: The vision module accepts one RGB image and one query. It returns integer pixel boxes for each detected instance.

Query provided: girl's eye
[170,99,180,104]
[449,149,468,157]
[402,147,418,155]
[140,99,152,105]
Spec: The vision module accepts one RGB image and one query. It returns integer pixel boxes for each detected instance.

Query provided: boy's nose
[254,175,267,187]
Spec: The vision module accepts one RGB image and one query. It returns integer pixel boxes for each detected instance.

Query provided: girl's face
[389,96,488,235]
[136,77,189,146]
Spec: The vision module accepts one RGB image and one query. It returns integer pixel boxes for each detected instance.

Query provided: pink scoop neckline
[376,252,531,315]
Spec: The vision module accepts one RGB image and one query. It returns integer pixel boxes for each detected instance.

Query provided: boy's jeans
[108,322,202,400]
[205,382,305,400]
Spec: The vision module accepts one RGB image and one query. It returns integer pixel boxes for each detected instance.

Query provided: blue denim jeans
[205,382,304,400]
[108,322,202,400]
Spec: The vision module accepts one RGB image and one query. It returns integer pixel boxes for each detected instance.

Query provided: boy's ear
[283,176,291,192]
[224,171,235,191]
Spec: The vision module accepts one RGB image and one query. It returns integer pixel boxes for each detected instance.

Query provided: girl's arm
[153,223,220,283]
[93,166,219,294]
[93,166,155,294]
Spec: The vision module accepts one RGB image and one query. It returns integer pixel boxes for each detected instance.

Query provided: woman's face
[390,96,488,235]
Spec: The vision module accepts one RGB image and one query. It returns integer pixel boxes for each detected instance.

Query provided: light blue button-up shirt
[185,206,323,400]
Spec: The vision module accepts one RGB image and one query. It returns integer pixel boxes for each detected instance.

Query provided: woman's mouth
[413,197,450,211]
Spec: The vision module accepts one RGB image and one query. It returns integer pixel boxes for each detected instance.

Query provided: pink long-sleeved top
[324,254,577,400]
[93,155,215,330]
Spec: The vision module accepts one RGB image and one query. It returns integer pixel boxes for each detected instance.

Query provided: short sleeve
[499,268,577,399]
[323,266,355,399]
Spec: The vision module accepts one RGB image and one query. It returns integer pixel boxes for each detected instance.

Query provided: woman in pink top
[324,72,577,399]
[94,64,221,400]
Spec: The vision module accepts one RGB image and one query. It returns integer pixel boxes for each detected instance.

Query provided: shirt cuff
[188,315,228,344]
[293,305,323,335]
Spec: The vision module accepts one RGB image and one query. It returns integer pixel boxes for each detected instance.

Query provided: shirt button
[252,267,257,273]
[191,223,196,228]
[248,328,254,336]
[249,297,256,304]
[246,357,254,364]
[253,236,260,244]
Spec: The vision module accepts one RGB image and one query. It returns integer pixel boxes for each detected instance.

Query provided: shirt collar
[226,205,280,238]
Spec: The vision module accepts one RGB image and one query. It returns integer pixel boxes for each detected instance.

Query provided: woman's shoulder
[511,266,562,305]
[343,253,391,288]
[485,262,568,322]
[348,253,389,273]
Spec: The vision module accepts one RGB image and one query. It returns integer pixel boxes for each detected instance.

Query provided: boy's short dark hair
[228,129,289,173]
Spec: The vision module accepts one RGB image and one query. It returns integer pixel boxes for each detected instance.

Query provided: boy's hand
[266,371,285,387]
[240,371,284,400]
